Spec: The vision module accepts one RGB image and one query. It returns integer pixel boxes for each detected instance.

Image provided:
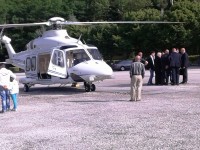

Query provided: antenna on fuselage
[0,27,5,49]
[83,39,86,44]
[77,34,82,43]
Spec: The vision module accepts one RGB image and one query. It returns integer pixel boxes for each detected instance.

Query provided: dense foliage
[0,0,200,60]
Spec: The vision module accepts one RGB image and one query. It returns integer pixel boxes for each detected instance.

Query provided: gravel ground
[0,68,200,150]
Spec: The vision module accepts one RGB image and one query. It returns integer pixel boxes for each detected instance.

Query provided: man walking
[0,62,16,113]
[130,55,145,101]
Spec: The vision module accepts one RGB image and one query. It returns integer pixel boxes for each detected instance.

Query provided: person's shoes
[1,110,6,113]
[137,99,141,101]
[147,83,153,86]
[11,108,17,111]
[130,99,136,102]
[180,82,187,84]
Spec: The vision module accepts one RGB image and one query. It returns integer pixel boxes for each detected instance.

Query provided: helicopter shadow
[66,99,130,103]
[103,83,130,88]
[19,86,85,96]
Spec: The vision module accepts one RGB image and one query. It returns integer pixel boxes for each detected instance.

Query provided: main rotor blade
[0,22,50,28]
[62,21,184,25]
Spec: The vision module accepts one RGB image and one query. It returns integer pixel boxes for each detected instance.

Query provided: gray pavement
[1,68,200,150]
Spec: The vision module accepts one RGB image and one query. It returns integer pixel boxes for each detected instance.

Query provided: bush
[189,55,200,66]
[9,67,20,72]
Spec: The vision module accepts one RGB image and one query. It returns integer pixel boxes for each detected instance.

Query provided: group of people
[130,47,189,101]
[0,63,19,113]
[146,48,189,86]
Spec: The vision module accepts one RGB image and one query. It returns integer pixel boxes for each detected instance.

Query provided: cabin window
[52,50,64,67]
[26,57,31,71]
[31,57,36,71]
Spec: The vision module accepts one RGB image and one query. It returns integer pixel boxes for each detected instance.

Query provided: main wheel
[85,84,91,92]
[23,84,29,92]
[90,84,96,91]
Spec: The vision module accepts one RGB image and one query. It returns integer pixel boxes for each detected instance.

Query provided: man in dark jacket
[147,51,155,85]
[154,52,162,85]
[161,49,170,85]
[180,48,189,84]
[169,48,181,85]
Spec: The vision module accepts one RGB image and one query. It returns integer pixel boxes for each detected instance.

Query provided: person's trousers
[130,75,143,101]
[5,89,10,109]
[148,69,154,85]
[162,69,170,85]
[11,93,18,109]
[171,67,180,84]
[0,90,7,112]
[182,68,188,83]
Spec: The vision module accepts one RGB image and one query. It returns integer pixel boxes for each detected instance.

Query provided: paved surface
[0,68,200,150]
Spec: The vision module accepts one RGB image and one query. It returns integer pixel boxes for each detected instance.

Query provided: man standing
[130,55,145,101]
[154,52,162,85]
[138,51,148,66]
[0,62,16,113]
[180,48,189,84]
[161,49,170,85]
[169,48,181,85]
[147,51,155,85]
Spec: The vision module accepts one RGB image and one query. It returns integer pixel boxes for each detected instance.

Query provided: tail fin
[1,35,16,58]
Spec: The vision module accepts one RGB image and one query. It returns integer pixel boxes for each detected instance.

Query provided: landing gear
[23,84,29,92]
[85,84,91,92]
[84,82,96,92]
[90,84,96,91]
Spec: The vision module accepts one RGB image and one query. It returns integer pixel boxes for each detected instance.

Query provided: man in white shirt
[0,62,16,113]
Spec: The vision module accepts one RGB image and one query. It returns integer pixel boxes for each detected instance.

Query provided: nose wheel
[84,82,96,92]
[23,84,30,92]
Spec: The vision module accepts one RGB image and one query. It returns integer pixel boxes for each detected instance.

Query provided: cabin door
[47,49,67,78]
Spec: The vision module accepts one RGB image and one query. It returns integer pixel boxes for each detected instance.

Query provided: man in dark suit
[147,51,155,85]
[180,48,189,84]
[154,52,162,85]
[169,48,181,85]
[161,49,170,85]
[138,52,148,66]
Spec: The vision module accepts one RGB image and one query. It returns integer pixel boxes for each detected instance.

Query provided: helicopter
[0,17,182,92]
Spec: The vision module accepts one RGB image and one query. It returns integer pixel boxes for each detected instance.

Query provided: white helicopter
[0,17,182,92]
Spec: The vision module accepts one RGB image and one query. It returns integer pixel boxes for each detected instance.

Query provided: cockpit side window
[66,49,90,66]
[87,49,103,60]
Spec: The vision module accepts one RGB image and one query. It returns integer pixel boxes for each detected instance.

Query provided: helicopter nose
[94,61,113,77]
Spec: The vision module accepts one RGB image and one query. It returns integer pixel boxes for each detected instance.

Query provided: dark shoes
[1,110,6,113]
[180,82,187,84]
[11,108,17,111]
[130,99,141,102]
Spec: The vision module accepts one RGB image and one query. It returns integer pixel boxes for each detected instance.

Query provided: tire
[85,84,91,92]
[23,84,29,92]
[120,66,125,71]
[90,84,96,92]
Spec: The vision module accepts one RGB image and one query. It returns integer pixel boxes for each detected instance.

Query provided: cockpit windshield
[87,49,103,60]
[66,49,91,67]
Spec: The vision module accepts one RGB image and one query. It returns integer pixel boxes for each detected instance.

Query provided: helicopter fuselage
[2,29,113,92]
